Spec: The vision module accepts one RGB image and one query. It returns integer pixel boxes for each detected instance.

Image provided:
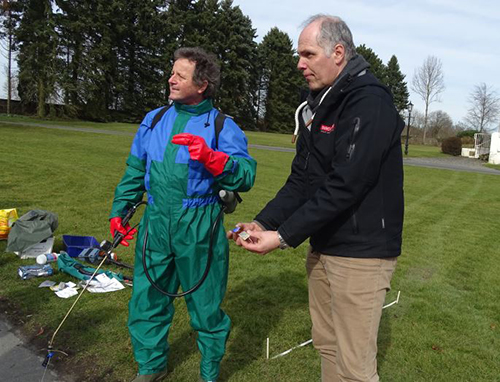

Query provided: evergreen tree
[117,0,171,119]
[55,0,91,116]
[356,44,387,84]
[164,0,258,128]
[258,27,303,132]
[54,0,170,121]
[211,0,257,128]
[51,0,120,120]
[0,0,22,114]
[15,0,59,117]
[386,55,409,112]
[10,0,265,127]
[79,0,119,120]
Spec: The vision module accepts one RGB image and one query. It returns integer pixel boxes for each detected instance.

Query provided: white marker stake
[270,291,401,359]
[266,337,270,359]
[271,339,313,359]
[382,290,401,309]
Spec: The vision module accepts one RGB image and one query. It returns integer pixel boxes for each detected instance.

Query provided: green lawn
[0,113,137,133]
[402,144,448,158]
[1,119,499,381]
[484,163,500,171]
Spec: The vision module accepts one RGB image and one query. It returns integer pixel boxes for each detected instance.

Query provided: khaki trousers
[306,249,397,382]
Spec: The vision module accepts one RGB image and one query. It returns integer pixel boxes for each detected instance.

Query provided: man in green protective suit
[109,47,256,382]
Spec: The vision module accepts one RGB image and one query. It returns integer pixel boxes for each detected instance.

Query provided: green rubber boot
[131,368,168,382]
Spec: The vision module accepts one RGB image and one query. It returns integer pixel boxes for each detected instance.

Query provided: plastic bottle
[36,252,59,265]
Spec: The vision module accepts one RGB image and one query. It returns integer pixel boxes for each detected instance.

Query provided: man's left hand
[240,230,280,255]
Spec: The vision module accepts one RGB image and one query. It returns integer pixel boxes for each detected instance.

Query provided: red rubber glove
[172,133,229,176]
[109,217,137,247]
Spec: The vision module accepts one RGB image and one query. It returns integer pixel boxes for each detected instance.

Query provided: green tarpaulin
[6,210,58,252]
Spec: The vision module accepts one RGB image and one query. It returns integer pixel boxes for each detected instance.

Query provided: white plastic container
[36,252,59,265]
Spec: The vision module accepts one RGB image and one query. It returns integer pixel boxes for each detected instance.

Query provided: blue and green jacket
[110,99,256,220]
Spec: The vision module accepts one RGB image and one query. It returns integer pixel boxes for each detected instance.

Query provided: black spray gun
[219,189,242,214]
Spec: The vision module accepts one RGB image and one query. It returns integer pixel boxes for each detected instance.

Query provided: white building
[489,132,500,165]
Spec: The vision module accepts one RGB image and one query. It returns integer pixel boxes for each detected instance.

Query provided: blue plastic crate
[62,235,100,257]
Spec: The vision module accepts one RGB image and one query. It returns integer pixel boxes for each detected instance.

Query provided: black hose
[141,206,225,298]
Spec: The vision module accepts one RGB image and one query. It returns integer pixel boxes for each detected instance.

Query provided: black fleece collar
[306,54,370,111]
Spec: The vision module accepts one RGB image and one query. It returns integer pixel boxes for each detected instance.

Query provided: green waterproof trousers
[128,204,230,381]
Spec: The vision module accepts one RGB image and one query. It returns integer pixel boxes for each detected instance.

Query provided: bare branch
[465,82,500,132]
[411,56,445,144]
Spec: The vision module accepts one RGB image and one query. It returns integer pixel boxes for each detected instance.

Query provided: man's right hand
[227,222,263,246]
[109,217,137,247]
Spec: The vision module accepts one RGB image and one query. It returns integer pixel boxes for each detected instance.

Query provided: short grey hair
[173,47,220,99]
[302,15,356,61]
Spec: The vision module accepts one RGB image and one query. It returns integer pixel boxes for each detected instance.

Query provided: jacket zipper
[346,117,361,161]
[347,117,361,234]
[351,209,359,234]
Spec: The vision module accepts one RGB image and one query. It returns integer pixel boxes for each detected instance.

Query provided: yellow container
[0,208,19,240]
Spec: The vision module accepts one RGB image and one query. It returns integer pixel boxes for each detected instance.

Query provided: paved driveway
[0,312,72,382]
[403,156,500,175]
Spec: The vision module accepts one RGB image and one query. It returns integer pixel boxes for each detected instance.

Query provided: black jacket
[255,57,405,258]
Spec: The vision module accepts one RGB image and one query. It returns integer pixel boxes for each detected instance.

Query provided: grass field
[0,113,452,158]
[1,118,499,381]
[485,163,500,171]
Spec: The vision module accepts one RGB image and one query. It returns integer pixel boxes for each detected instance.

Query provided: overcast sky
[231,0,500,125]
[1,0,499,125]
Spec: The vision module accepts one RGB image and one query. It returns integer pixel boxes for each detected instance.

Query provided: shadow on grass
[219,269,308,381]
[163,324,199,377]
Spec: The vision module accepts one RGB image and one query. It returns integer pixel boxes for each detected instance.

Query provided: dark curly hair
[173,47,221,99]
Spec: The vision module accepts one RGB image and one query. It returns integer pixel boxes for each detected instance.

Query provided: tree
[385,55,409,113]
[15,0,60,118]
[115,0,171,119]
[52,0,171,121]
[211,0,257,128]
[464,82,500,133]
[55,0,92,116]
[8,0,262,126]
[411,55,445,144]
[356,44,386,84]
[257,27,303,132]
[164,0,258,129]
[427,110,454,141]
[0,0,22,114]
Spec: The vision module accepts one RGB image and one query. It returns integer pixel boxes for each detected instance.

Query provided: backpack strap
[214,111,227,150]
[150,105,227,150]
[150,105,171,130]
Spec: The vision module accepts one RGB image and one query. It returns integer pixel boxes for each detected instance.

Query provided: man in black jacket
[229,15,404,382]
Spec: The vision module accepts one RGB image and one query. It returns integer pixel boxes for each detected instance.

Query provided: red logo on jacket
[320,124,335,133]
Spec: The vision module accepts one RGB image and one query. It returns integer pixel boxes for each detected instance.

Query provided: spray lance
[42,190,239,370]
[42,201,146,371]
